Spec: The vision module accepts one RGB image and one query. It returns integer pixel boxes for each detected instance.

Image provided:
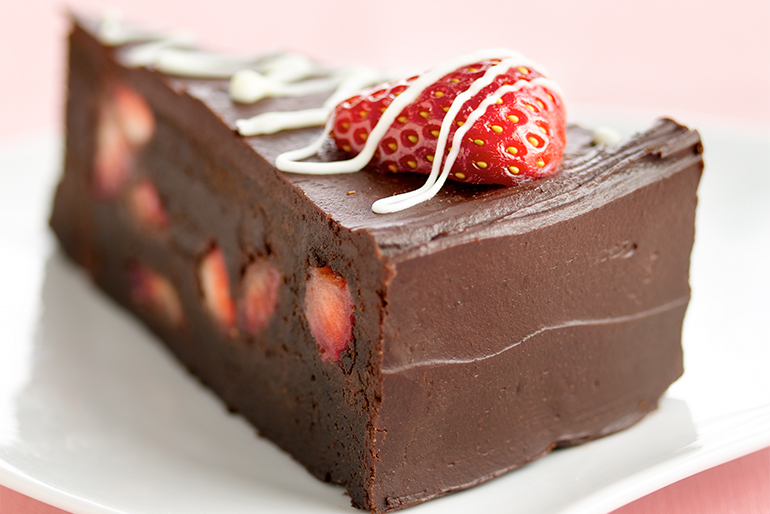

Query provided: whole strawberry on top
[330,58,566,186]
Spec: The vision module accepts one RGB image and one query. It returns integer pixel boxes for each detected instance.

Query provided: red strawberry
[92,84,155,199]
[198,246,236,331]
[304,266,354,362]
[128,264,184,326]
[240,259,281,335]
[330,59,565,185]
[128,179,170,229]
[93,110,133,198]
[112,84,155,147]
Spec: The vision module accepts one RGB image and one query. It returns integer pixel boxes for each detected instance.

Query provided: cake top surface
[79,15,702,259]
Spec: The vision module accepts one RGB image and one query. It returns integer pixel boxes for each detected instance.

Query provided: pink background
[1,0,769,141]
[1,0,768,512]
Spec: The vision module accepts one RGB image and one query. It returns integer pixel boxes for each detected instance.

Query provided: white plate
[1,116,769,514]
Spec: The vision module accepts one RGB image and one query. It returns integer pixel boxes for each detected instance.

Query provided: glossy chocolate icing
[50,18,703,512]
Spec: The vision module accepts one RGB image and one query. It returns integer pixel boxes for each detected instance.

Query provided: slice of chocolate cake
[50,15,703,512]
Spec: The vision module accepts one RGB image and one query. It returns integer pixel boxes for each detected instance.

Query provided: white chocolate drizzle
[235,66,387,135]
[274,49,563,214]
[592,126,622,147]
[230,70,337,104]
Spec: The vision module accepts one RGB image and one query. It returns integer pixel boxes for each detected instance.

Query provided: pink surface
[612,447,770,514]
[1,0,769,141]
[2,447,768,513]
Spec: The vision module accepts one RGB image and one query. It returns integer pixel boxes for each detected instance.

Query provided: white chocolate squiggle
[592,126,622,147]
[274,49,563,214]
[382,296,689,374]
[230,69,334,104]
[235,66,386,135]
[229,54,335,103]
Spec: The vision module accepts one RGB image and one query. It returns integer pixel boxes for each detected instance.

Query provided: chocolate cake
[50,15,703,512]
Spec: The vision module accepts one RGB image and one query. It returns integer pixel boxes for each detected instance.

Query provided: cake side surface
[374,156,699,509]
[50,21,393,508]
[49,16,703,513]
